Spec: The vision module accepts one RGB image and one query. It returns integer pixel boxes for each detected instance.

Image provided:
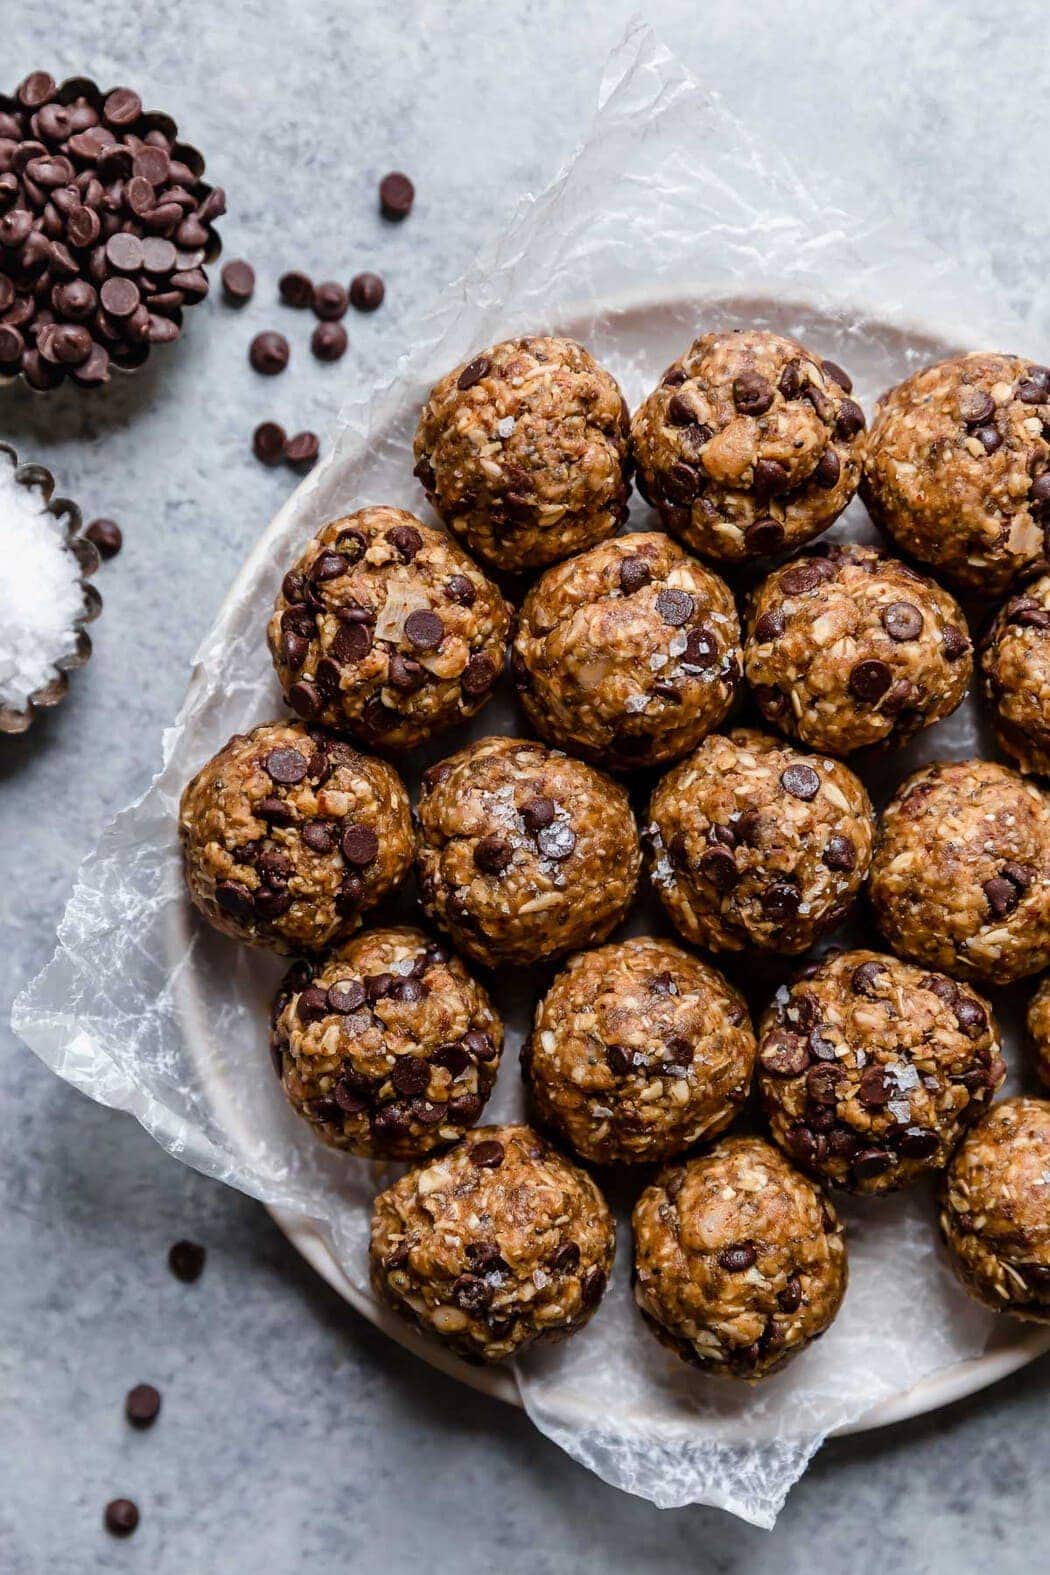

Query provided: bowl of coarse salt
[0,443,102,734]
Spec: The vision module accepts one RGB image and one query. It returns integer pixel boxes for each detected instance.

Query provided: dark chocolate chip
[327,979,366,1013]
[762,881,800,922]
[959,387,995,425]
[882,601,924,642]
[104,1499,139,1538]
[655,588,694,627]
[445,574,476,605]
[264,747,308,784]
[84,518,123,559]
[983,877,1019,917]
[312,280,348,320]
[744,518,785,555]
[457,354,490,391]
[379,171,414,220]
[341,824,379,867]
[780,763,821,800]
[279,270,313,307]
[835,398,866,440]
[733,372,773,415]
[857,1067,891,1107]
[619,556,651,594]
[942,625,969,661]
[848,658,892,702]
[312,320,347,361]
[461,652,496,696]
[851,960,885,996]
[221,259,254,304]
[473,835,512,875]
[168,1239,205,1282]
[253,421,286,465]
[823,835,856,872]
[898,1126,939,1159]
[718,1242,757,1272]
[813,448,841,489]
[388,523,423,560]
[521,796,555,832]
[404,609,444,650]
[580,1266,606,1309]
[821,360,852,393]
[852,1148,893,1181]
[215,880,253,920]
[250,330,289,375]
[699,845,739,891]
[470,1139,504,1169]
[349,271,384,312]
[391,1057,430,1097]
[752,459,790,497]
[753,608,785,642]
[285,431,319,469]
[125,1383,161,1428]
[777,1276,802,1313]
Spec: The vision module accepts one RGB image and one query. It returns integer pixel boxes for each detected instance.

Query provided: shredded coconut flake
[0,455,83,713]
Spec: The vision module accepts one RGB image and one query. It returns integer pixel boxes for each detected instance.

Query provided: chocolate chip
[813,448,841,489]
[942,625,969,662]
[682,627,718,670]
[336,874,363,914]
[1018,374,1049,405]
[263,747,308,784]
[125,1383,161,1428]
[718,1242,757,1272]
[279,270,313,307]
[744,518,785,555]
[537,823,576,861]
[700,845,739,891]
[780,763,821,800]
[551,1241,581,1273]
[835,399,866,440]
[822,834,856,872]
[983,877,1020,917]
[457,355,490,391]
[462,1029,497,1062]
[777,1276,802,1313]
[762,881,800,922]
[379,171,414,220]
[104,1499,139,1538]
[821,360,853,393]
[806,1062,844,1105]
[168,1239,205,1282]
[365,971,394,1003]
[289,681,321,718]
[285,431,320,469]
[752,459,790,497]
[753,608,785,642]
[445,574,476,605]
[313,280,348,320]
[324,979,364,1014]
[470,1139,504,1168]
[250,330,289,375]
[312,320,348,361]
[959,387,995,425]
[848,658,892,702]
[221,259,254,304]
[858,1067,891,1107]
[850,960,885,996]
[461,652,496,696]
[853,1148,893,1181]
[391,1057,430,1097]
[404,609,444,650]
[664,460,705,503]
[332,1079,367,1115]
[760,1033,810,1078]
[215,880,253,921]
[619,556,651,594]
[882,601,923,641]
[521,796,555,832]
[253,421,286,465]
[733,372,773,415]
[388,653,424,691]
[474,835,512,875]
[898,1126,939,1159]
[342,824,379,867]
[778,362,804,399]
[780,560,830,596]
[100,275,141,318]
[655,588,694,626]
[349,271,385,311]
[388,523,423,560]
[85,518,123,559]
[580,1266,606,1308]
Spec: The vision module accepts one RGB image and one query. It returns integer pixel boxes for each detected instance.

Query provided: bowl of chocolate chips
[0,70,225,389]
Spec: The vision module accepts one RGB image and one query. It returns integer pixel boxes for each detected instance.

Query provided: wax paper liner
[13,20,1042,1528]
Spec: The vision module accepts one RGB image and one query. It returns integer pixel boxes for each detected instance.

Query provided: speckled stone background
[2,2,1048,1569]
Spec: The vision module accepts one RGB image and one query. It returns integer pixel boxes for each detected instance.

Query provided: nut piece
[513,531,741,770]
[744,543,972,756]
[370,1123,615,1363]
[862,352,1050,597]
[272,926,502,1159]
[759,949,1005,1195]
[630,330,865,565]
[178,721,414,953]
[869,758,1050,985]
[413,335,631,571]
[268,507,510,752]
[415,736,640,969]
[646,728,874,955]
[939,1097,1050,1321]
[980,574,1050,776]
[523,937,756,1165]
[632,1135,847,1380]
[1025,977,1050,1093]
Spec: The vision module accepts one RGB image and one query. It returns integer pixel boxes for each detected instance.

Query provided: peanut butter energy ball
[632,1135,847,1379]
[979,577,1050,776]
[370,1123,615,1362]
[512,531,741,770]
[630,329,865,565]
[1026,977,1050,1093]
[744,544,972,756]
[179,722,414,953]
[862,353,1050,597]
[646,728,874,955]
[869,759,1050,985]
[413,335,631,572]
[416,736,640,969]
[940,1098,1050,1321]
[522,937,756,1165]
[759,950,1005,1194]
[268,507,510,752]
[272,927,502,1159]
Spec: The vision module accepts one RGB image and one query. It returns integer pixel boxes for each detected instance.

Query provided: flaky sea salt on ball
[0,451,89,721]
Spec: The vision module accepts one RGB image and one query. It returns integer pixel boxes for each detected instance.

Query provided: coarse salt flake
[0,457,84,714]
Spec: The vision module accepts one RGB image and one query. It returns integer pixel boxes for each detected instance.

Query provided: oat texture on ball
[413,335,631,572]
[523,937,756,1165]
[869,759,1050,985]
[862,353,1050,597]
[632,1135,847,1380]
[178,721,414,953]
[370,1123,615,1363]
[744,543,972,756]
[415,736,640,969]
[646,728,874,955]
[940,1097,1050,1322]
[1025,978,1050,1094]
[268,507,511,752]
[979,576,1050,776]
[272,926,502,1160]
[512,531,741,770]
[630,330,865,565]
[758,950,1005,1195]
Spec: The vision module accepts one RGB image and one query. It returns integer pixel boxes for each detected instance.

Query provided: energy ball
[413,335,631,572]
[522,937,756,1166]
[268,507,511,752]
[744,543,972,756]
[940,1097,1050,1321]
[630,329,865,566]
[862,352,1050,597]
[271,926,502,1159]
[632,1135,847,1380]
[869,759,1050,985]
[370,1123,615,1363]
[759,950,1005,1195]
[179,722,414,953]
[512,531,741,771]
[1026,977,1050,1092]
[646,728,874,955]
[979,576,1050,775]
[416,736,640,969]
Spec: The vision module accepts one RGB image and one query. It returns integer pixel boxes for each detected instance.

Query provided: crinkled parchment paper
[15,21,1044,1528]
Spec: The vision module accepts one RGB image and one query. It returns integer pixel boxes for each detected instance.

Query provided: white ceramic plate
[175,286,1050,1438]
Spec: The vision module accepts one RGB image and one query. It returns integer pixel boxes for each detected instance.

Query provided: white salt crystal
[0,453,84,713]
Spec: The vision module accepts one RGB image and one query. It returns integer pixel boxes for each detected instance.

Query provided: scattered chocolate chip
[959,387,995,426]
[777,1276,802,1313]
[822,834,856,872]
[313,280,347,320]
[619,556,651,594]
[813,448,841,489]
[444,574,475,606]
[365,971,394,1003]
[521,796,555,832]
[942,624,969,661]
[312,320,348,361]
[835,399,866,440]
[975,424,1002,454]
[168,1239,205,1282]
[983,876,1020,917]
[379,171,414,220]
[404,609,444,650]
[327,978,366,1013]
[536,823,576,861]
[388,523,423,560]
[580,1266,606,1308]
[285,431,320,469]
[551,1241,581,1273]
[1018,372,1049,405]
[744,517,785,555]
[215,880,253,920]
[882,601,923,641]
[470,1139,504,1169]
[848,658,893,703]
[682,627,718,669]
[250,330,290,375]
[279,270,313,307]
[104,1499,139,1538]
[699,845,739,891]
[780,560,830,596]
[753,608,785,642]
[807,1062,844,1105]
[821,360,852,393]
[664,459,705,504]
[898,1126,939,1159]
[461,652,496,695]
[762,881,800,922]
[253,421,287,465]
[718,1242,757,1273]
[733,371,773,415]
[655,588,694,626]
[851,960,885,996]
[780,763,820,800]
[474,835,512,875]
[858,1067,891,1107]
[221,259,254,304]
[349,271,385,312]
[264,747,308,784]
[391,1057,430,1097]
[853,1148,893,1181]
[85,518,123,559]
[342,824,379,867]
[125,1383,161,1428]
[457,354,490,391]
